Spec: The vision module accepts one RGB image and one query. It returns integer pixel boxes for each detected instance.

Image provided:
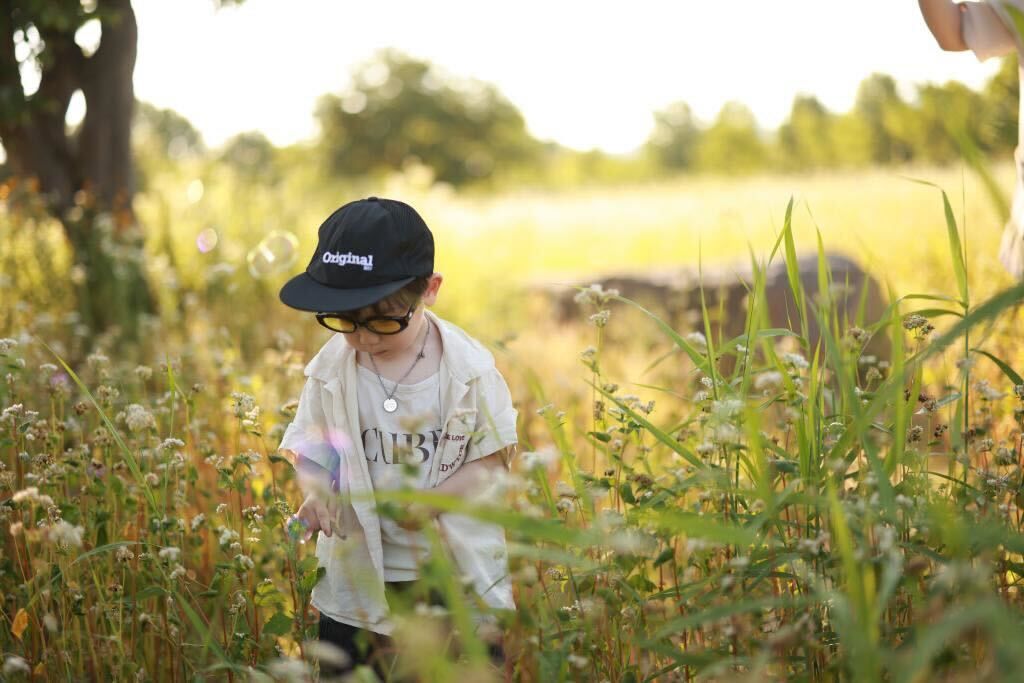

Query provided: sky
[131,0,1009,155]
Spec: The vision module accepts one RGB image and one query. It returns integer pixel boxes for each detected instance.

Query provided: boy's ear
[422,272,443,305]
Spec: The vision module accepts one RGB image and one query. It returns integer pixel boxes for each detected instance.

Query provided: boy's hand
[294,492,344,539]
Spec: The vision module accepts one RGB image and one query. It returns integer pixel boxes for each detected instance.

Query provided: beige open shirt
[962,0,1024,278]
[278,309,519,634]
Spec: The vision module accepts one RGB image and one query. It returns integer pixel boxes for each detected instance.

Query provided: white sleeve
[465,368,519,468]
[277,377,340,481]
[962,1,1020,60]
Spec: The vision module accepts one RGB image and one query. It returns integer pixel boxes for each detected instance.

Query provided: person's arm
[396,449,511,529]
[919,0,969,51]
[431,449,509,499]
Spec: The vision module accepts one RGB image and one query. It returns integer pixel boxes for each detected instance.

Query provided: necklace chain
[367,319,431,412]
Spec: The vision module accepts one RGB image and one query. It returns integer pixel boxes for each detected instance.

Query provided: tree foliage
[314,49,541,187]
[645,56,1020,175]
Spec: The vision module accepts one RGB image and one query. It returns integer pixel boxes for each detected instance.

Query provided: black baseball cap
[279,196,434,313]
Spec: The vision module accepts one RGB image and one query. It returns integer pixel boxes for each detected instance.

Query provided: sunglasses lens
[367,319,403,334]
[322,316,356,333]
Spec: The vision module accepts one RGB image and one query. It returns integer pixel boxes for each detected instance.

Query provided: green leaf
[971,348,1023,387]
[297,555,320,575]
[652,547,676,567]
[608,294,711,376]
[619,482,636,504]
[905,180,968,307]
[261,611,293,638]
[254,581,286,607]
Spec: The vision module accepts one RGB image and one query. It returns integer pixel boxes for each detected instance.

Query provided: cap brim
[279,272,416,313]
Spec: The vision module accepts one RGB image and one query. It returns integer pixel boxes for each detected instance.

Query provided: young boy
[276,197,518,678]
[918,0,1024,279]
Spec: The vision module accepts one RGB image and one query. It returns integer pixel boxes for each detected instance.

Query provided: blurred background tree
[694,101,768,174]
[314,49,543,187]
[0,0,239,345]
[777,95,838,170]
[644,100,701,172]
[636,58,1018,177]
[219,131,279,185]
[133,100,206,188]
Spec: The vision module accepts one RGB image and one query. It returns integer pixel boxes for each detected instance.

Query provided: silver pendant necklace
[368,319,431,413]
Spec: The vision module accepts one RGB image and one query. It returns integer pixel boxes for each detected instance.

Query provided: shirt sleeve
[277,376,341,488]
[464,368,519,469]
[962,1,1020,61]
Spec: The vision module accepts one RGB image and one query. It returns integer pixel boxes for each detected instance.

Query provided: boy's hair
[349,276,430,316]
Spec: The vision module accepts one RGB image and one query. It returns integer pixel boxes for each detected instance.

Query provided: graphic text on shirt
[361,428,442,465]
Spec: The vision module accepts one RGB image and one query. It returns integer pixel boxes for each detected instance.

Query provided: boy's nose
[355,328,380,345]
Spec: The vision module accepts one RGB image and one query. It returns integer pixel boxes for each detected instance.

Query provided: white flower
[47,520,85,548]
[231,392,258,419]
[12,486,55,507]
[2,656,30,675]
[686,332,707,350]
[710,398,744,420]
[158,546,181,562]
[123,404,156,433]
[713,424,740,445]
[782,352,809,370]
[158,438,185,452]
[169,564,187,580]
[0,403,24,427]
[567,654,589,669]
[520,447,559,471]
[190,513,206,532]
[754,371,784,391]
[86,352,109,369]
[555,480,576,498]
[974,379,1006,401]
[239,450,261,464]
[218,527,240,547]
[0,338,18,354]
[234,554,255,571]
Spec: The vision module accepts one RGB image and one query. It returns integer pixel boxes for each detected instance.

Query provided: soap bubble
[196,227,219,253]
[246,230,298,278]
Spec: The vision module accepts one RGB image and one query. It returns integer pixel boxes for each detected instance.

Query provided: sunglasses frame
[315,301,418,335]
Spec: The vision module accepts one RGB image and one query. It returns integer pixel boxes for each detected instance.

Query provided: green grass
[2,165,1024,680]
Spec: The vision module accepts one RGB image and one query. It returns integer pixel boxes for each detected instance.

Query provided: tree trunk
[0,0,155,343]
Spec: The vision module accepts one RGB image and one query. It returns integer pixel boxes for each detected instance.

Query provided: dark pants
[316,580,505,680]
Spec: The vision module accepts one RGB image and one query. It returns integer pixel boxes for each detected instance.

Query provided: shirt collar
[302,309,496,384]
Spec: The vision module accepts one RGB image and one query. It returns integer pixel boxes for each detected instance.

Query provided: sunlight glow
[133,0,1006,154]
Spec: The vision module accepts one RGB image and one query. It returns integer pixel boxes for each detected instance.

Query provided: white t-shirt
[356,363,443,581]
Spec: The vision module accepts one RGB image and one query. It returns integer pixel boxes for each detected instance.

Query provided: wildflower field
[3,164,1024,681]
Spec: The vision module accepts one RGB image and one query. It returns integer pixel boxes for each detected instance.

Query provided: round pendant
[383,398,398,413]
